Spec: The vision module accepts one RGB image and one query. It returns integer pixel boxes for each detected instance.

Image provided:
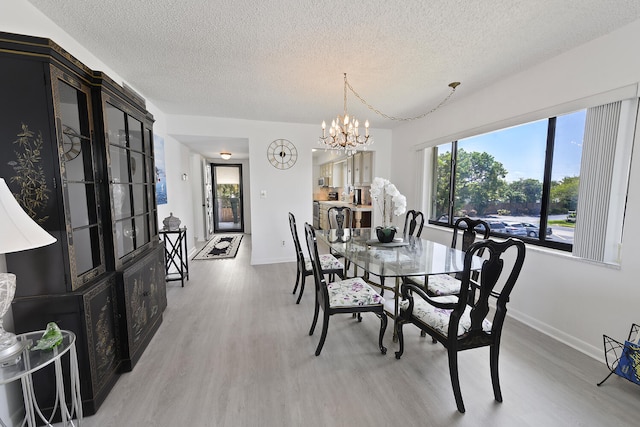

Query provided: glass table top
[0,330,76,385]
[316,228,484,278]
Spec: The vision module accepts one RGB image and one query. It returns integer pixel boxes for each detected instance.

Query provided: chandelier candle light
[319,73,461,155]
[370,177,406,243]
[319,73,373,155]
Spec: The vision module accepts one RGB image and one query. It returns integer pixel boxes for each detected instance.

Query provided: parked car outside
[475,220,507,234]
[502,221,528,236]
[566,210,577,223]
[521,222,553,238]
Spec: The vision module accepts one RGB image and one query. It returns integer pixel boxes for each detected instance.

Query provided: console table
[159,227,189,287]
[0,330,82,426]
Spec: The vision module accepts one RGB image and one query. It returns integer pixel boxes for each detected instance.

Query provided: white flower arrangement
[369,177,407,228]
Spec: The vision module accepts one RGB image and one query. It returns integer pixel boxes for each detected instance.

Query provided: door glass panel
[132,184,146,215]
[58,81,92,180]
[130,151,145,183]
[67,183,90,227]
[105,103,127,146]
[73,226,100,275]
[135,215,150,247]
[110,146,129,183]
[116,219,135,256]
[112,184,132,220]
[127,116,143,151]
[213,165,243,232]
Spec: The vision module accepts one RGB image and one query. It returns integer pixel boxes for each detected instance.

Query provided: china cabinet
[0,31,165,415]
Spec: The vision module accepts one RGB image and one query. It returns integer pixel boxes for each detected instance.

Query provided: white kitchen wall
[391,19,640,360]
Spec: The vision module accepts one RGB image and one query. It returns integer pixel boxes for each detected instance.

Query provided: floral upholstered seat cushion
[409,274,462,296]
[305,254,344,273]
[399,296,492,337]
[327,277,385,308]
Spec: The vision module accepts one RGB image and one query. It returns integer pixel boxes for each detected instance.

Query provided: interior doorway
[212,163,244,233]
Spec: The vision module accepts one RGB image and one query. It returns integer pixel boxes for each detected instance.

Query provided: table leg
[354,211,363,228]
[393,276,400,342]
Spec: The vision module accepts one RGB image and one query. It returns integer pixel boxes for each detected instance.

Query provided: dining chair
[406,217,490,296]
[289,213,344,304]
[403,209,424,238]
[395,237,526,413]
[327,206,353,230]
[327,206,353,272]
[304,222,388,356]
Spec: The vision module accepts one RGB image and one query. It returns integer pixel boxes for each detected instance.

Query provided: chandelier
[319,73,372,155]
[318,73,460,155]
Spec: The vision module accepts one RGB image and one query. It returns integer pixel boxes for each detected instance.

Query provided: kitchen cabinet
[0,31,164,415]
[353,151,374,185]
[346,156,354,185]
[332,160,346,188]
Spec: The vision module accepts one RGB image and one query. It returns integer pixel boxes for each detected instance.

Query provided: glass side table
[0,330,82,426]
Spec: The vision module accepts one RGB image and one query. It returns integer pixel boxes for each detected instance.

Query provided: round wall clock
[267,139,297,170]
[62,125,82,161]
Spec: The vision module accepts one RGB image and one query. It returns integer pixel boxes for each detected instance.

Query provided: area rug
[193,234,243,260]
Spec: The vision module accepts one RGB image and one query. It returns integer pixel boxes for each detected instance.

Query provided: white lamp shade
[0,178,56,254]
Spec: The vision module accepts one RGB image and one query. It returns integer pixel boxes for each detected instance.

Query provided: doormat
[193,234,243,260]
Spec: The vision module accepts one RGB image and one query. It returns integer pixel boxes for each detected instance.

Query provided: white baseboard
[508,307,604,362]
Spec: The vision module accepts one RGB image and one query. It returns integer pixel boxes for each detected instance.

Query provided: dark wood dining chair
[289,213,344,304]
[406,217,490,296]
[327,206,353,230]
[395,238,526,413]
[403,209,424,238]
[304,222,388,356]
[327,206,353,272]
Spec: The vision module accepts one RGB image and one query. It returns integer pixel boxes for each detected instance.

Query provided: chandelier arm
[345,79,459,122]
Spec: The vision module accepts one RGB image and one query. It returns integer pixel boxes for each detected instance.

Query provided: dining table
[315,227,485,340]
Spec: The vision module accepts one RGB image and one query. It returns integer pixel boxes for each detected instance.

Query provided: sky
[456,109,586,182]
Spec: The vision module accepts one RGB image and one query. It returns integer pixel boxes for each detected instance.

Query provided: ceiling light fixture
[319,73,372,156]
[319,73,461,155]
[220,152,232,160]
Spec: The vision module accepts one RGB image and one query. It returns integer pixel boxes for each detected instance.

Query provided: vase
[376,226,396,243]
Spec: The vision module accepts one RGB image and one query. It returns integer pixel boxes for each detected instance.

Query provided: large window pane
[455,120,547,224]
[547,110,585,245]
[431,143,452,223]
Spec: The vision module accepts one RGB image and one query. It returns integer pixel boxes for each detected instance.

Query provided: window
[430,97,637,261]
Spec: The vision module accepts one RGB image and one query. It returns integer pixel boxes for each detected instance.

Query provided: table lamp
[0,178,56,360]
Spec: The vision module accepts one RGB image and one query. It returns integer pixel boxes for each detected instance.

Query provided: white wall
[392,18,640,360]
[165,115,392,264]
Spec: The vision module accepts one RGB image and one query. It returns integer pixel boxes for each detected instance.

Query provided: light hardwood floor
[77,235,640,426]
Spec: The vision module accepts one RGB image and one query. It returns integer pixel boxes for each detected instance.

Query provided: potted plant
[369,177,406,243]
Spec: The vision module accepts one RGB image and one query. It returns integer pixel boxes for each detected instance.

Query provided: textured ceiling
[26,0,640,157]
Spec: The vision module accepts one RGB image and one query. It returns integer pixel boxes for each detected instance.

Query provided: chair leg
[448,346,465,413]
[394,320,405,359]
[490,344,503,403]
[296,274,306,304]
[315,312,330,356]
[378,313,388,355]
[292,266,301,295]
[309,297,319,335]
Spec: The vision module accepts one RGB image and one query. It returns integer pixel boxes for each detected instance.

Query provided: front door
[212,164,244,233]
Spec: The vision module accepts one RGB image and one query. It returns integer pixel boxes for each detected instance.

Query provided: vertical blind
[572,101,621,261]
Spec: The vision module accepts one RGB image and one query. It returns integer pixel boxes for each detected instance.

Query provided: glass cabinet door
[104,99,156,263]
[51,66,104,288]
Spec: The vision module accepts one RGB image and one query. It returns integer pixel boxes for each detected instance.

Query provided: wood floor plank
[74,235,640,427]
